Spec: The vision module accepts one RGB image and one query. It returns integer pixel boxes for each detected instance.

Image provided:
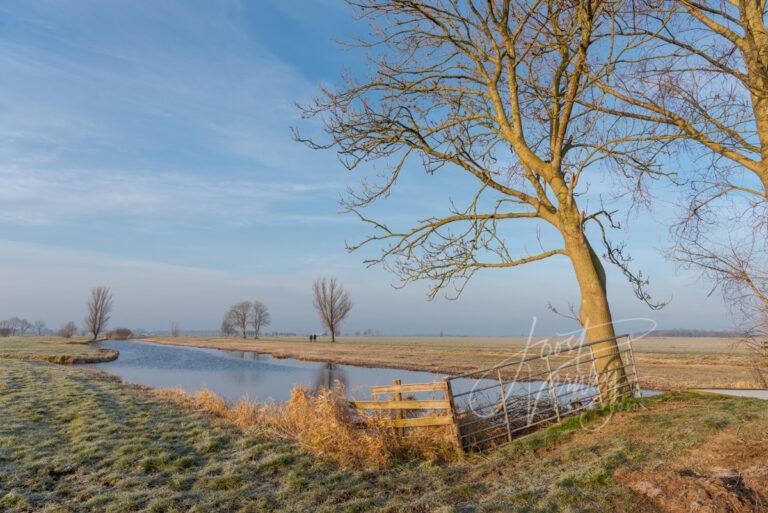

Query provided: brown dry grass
[155,385,456,469]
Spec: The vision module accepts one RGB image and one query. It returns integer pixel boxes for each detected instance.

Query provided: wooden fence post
[443,378,464,456]
[393,379,403,437]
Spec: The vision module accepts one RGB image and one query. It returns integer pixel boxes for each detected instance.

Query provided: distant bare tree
[33,320,47,336]
[85,286,114,340]
[58,321,77,339]
[7,317,21,336]
[312,277,352,343]
[225,301,252,338]
[170,321,180,338]
[220,317,236,337]
[250,301,271,339]
[18,319,31,336]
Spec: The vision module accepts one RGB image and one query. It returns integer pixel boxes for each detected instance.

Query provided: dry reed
[155,385,457,469]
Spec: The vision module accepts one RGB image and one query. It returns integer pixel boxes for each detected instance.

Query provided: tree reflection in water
[313,362,348,393]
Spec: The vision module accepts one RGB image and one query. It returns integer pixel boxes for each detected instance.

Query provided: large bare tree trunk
[561,213,628,400]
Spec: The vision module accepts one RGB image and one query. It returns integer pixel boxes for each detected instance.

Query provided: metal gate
[445,334,641,451]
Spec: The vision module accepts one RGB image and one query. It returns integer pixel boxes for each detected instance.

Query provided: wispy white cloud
[0,164,348,226]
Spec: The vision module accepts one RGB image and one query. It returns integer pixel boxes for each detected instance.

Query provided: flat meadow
[2,357,767,512]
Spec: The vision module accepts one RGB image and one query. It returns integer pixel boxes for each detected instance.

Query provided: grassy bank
[2,359,767,512]
[0,336,118,364]
[144,336,762,390]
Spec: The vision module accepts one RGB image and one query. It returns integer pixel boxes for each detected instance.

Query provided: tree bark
[742,1,768,198]
[560,211,629,401]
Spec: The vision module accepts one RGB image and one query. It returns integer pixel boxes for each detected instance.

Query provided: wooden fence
[349,378,463,452]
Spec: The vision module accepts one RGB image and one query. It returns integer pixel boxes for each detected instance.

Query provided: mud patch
[617,423,768,513]
[617,462,768,512]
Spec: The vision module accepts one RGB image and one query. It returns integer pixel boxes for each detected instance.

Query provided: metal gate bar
[447,334,640,451]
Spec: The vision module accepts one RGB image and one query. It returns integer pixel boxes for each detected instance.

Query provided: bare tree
[296,0,669,394]
[225,301,252,338]
[58,321,77,339]
[250,301,271,339]
[33,320,47,336]
[742,310,768,387]
[596,0,768,328]
[606,0,768,201]
[220,317,236,337]
[312,277,352,343]
[84,286,114,340]
[7,317,21,336]
[171,321,180,338]
[18,319,31,336]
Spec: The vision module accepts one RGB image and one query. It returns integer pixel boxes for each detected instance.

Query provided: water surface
[91,340,484,402]
[694,388,768,399]
[90,340,677,406]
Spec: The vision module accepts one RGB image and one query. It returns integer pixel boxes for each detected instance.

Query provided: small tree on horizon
[33,320,47,336]
[220,317,236,337]
[85,286,114,340]
[170,321,180,338]
[225,301,252,338]
[7,317,21,336]
[19,319,32,336]
[312,277,352,343]
[58,321,77,339]
[251,301,271,339]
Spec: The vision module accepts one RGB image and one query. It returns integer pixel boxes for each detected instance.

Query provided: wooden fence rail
[349,378,463,453]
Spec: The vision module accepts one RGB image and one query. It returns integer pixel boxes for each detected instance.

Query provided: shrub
[106,328,134,340]
[58,322,77,338]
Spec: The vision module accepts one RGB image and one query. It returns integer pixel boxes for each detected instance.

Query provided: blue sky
[0,0,731,335]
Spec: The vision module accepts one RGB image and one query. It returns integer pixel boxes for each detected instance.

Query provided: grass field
[0,337,118,364]
[145,335,764,390]
[2,358,767,512]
